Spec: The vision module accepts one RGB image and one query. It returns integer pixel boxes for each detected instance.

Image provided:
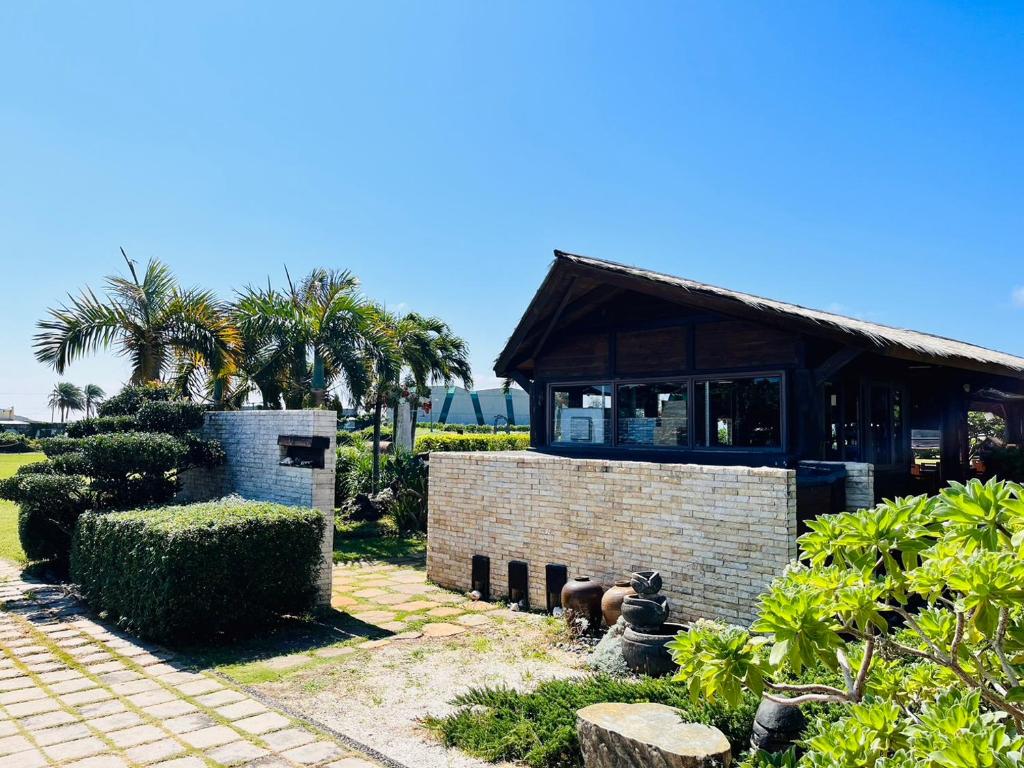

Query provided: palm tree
[82,384,105,417]
[234,268,383,409]
[48,382,85,422]
[366,308,472,492]
[34,249,238,385]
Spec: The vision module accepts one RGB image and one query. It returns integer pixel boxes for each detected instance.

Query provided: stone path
[326,560,502,651]
[0,562,379,768]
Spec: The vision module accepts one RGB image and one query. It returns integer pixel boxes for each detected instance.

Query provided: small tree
[668,478,1024,766]
[48,382,85,422]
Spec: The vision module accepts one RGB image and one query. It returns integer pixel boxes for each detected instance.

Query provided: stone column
[394,399,413,452]
[309,411,337,609]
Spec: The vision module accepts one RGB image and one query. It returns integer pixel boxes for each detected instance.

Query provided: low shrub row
[424,675,757,768]
[0,431,40,453]
[417,423,530,434]
[72,497,324,642]
[415,433,530,452]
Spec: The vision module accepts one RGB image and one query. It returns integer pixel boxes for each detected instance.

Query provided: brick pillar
[310,414,337,609]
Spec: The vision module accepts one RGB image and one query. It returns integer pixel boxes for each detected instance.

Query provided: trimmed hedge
[81,432,186,477]
[136,400,205,435]
[0,474,91,564]
[66,415,139,438]
[40,436,82,457]
[71,498,325,642]
[415,433,530,452]
[97,382,177,417]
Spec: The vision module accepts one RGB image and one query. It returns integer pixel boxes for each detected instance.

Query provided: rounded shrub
[40,436,84,457]
[97,382,178,417]
[0,431,39,453]
[66,415,139,438]
[0,473,92,566]
[136,400,205,435]
[81,432,186,477]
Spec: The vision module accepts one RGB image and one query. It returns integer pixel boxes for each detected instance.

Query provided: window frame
[546,370,787,453]
[547,381,614,450]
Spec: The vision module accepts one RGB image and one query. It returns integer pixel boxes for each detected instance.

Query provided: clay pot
[620,594,669,631]
[621,622,686,677]
[560,577,605,631]
[600,580,636,627]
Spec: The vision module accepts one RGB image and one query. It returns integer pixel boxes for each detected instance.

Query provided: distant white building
[0,408,59,437]
[415,386,529,427]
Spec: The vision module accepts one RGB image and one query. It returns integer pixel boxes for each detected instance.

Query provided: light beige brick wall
[804,461,874,511]
[427,452,797,627]
[178,410,336,607]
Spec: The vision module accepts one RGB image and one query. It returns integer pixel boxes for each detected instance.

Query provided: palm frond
[34,288,128,373]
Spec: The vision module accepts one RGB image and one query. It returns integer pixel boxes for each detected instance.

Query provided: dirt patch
[255,610,584,768]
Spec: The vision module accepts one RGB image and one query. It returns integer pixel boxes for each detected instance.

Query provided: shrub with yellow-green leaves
[670,478,1024,768]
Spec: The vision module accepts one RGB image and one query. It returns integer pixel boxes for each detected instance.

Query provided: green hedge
[40,436,82,456]
[415,433,530,452]
[0,473,91,564]
[81,432,186,477]
[71,498,325,643]
[136,400,206,435]
[0,431,40,453]
[97,382,177,417]
[66,415,139,438]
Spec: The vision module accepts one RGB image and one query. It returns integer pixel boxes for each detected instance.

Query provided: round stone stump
[577,702,732,768]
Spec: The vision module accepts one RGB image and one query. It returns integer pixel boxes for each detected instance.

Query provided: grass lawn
[333,519,426,564]
[0,452,45,564]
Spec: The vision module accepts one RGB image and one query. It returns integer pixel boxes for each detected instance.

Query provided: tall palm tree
[48,382,85,422]
[234,268,383,409]
[34,249,238,385]
[366,308,472,492]
[82,384,105,417]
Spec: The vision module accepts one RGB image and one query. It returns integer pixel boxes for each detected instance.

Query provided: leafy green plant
[71,497,324,643]
[668,478,1024,767]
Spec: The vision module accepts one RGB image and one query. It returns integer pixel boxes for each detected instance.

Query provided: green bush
[71,498,325,643]
[182,433,226,469]
[424,675,757,768]
[136,400,206,435]
[0,431,40,453]
[39,436,82,456]
[415,433,530,452]
[97,382,178,417]
[0,473,91,565]
[82,432,186,477]
[66,415,139,438]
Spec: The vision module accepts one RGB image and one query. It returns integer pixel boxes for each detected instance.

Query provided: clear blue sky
[2,2,1021,419]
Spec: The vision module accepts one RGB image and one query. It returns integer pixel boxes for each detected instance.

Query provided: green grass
[423,674,759,768]
[0,452,45,564]
[333,519,426,564]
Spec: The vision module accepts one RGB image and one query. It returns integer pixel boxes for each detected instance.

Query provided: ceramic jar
[560,577,605,631]
[600,580,636,627]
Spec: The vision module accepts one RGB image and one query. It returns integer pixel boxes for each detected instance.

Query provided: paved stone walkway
[0,563,378,768]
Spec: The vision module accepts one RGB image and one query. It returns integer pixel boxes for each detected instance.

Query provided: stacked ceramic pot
[619,570,685,676]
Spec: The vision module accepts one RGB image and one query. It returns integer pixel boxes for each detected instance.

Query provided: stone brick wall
[804,461,874,511]
[427,451,797,626]
[178,411,336,606]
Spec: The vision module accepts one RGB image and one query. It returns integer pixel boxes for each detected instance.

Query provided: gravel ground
[256,609,585,768]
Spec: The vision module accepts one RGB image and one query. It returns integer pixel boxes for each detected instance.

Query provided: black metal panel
[508,560,529,608]
[545,563,568,612]
[471,555,490,600]
[277,435,330,450]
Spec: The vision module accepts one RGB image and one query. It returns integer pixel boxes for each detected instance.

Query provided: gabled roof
[495,250,1024,380]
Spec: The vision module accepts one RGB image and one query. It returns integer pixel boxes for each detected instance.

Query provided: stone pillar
[394,399,413,452]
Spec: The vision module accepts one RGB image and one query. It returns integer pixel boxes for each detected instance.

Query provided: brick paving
[0,561,379,768]
[323,560,502,654]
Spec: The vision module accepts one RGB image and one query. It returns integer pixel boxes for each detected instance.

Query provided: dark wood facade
[496,252,1024,500]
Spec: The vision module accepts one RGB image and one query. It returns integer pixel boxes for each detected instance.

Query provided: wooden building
[495,251,1024,501]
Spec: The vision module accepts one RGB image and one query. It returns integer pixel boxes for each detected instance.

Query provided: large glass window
[616,382,689,447]
[694,376,783,448]
[551,384,611,446]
